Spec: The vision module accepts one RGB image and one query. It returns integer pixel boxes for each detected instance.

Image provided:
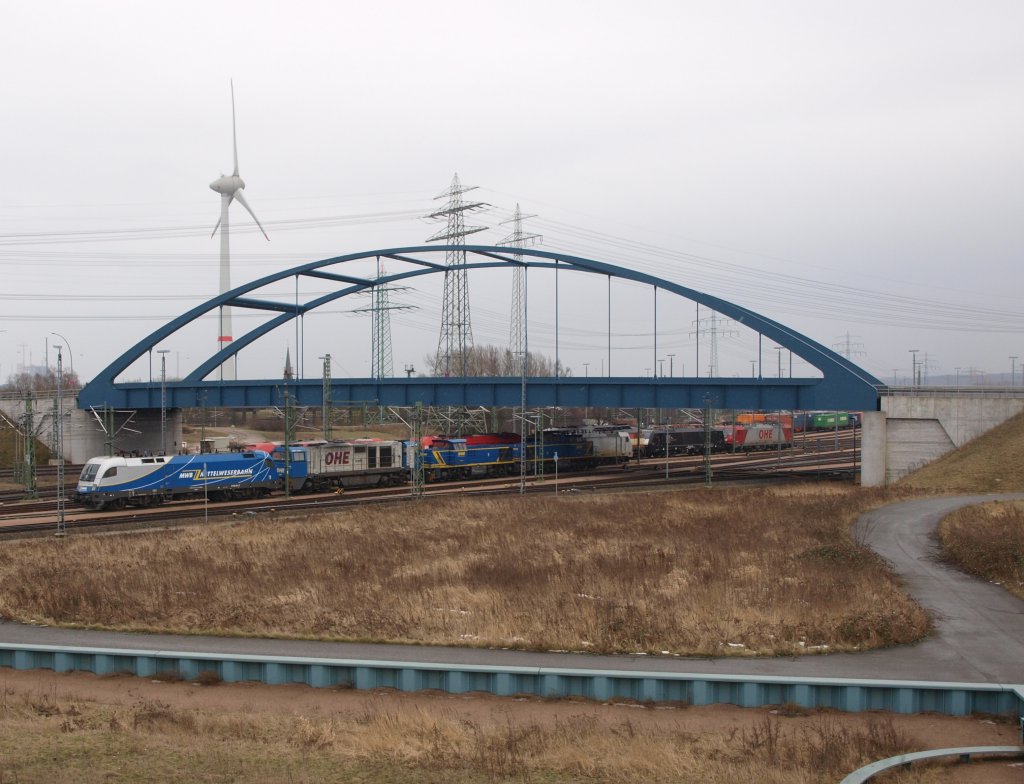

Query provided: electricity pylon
[498,204,541,376]
[425,173,488,378]
[833,332,866,360]
[691,311,737,377]
[350,259,416,380]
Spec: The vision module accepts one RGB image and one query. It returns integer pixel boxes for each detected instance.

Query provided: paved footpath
[2,494,1022,684]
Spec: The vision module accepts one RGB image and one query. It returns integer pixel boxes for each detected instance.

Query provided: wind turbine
[209,79,269,381]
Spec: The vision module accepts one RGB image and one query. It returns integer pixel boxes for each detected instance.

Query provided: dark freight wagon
[644,427,725,457]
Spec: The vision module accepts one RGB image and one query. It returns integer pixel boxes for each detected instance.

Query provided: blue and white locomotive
[74,451,279,510]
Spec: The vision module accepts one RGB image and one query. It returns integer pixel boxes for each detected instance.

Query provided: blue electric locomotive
[528,429,591,469]
[74,451,279,510]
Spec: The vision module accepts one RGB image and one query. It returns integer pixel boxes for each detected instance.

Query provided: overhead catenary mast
[425,173,488,377]
[209,79,269,381]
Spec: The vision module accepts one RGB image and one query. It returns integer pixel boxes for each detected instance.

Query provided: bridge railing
[883,386,1024,397]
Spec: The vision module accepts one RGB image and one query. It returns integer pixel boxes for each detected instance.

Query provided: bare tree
[423,345,568,378]
[2,368,80,395]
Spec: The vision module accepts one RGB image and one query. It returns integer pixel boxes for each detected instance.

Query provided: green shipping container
[811,412,850,429]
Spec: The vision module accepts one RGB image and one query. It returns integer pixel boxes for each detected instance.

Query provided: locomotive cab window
[80,464,100,482]
[380,446,392,466]
[99,466,118,480]
[353,445,368,468]
[368,448,377,468]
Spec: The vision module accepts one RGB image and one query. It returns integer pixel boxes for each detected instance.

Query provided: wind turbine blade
[231,79,239,176]
[234,190,270,240]
[210,194,234,237]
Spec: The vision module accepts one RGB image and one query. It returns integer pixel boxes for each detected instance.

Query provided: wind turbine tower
[209,80,269,381]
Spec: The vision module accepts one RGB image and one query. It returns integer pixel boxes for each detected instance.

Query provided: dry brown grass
[0,426,52,472]
[0,679,954,784]
[0,485,929,655]
[938,500,1024,600]
[899,410,1024,493]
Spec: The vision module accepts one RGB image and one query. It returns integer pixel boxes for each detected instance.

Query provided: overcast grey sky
[2,0,1021,386]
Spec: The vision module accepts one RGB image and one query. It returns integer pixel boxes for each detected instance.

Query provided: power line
[0,209,424,246]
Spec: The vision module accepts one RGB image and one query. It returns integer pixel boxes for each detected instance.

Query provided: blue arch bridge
[77,246,883,416]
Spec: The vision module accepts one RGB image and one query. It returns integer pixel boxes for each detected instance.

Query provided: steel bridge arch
[78,245,882,411]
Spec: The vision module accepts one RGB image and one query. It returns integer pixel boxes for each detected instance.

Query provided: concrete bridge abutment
[0,393,182,465]
[861,389,1024,486]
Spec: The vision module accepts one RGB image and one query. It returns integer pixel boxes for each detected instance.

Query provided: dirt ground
[2,668,1020,782]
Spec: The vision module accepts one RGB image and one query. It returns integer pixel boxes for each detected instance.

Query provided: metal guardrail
[1,642,1022,718]
[840,746,1024,783]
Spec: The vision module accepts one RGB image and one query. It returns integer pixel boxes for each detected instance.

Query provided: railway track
[0,435,860,537]
[0,499,57,516]
[0,465,83,482]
